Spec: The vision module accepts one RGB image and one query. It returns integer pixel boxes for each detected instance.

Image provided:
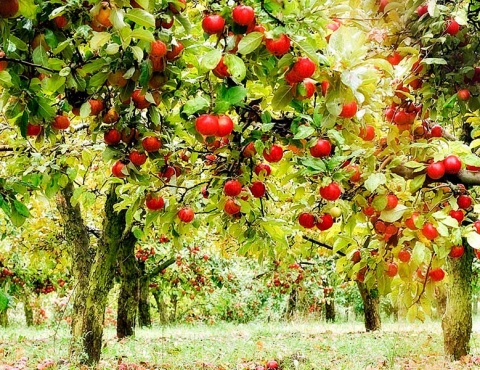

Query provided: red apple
[112,161,128,178]
[449,245,464,258]
[429,268,445,282]
[309,139,331,158]
[265,34,291,56]
[196,114,219,136]
[457,195,472,209]
[443,155,462,174]
[298,212,315,228]
[317,214,334,231]
[202,14,225,34]
[142,136,162,152]
[104,129,121,145]
[254,163,272,176]
[26,123,42,136]
[386,262,398,277]
[178,207,195,223]
[250,181,266,198]
[145,194,165,211]
[291,57,316,79]
[339,101,357,118]
[426,161,445,180]
[263,145,283,163]
[216,115,234,137]
[457,89,471,101]
[129,151,147,166]
[422,222,438,240]
[385,194,398,210]
[232,5,255,26]
[224,198,241,215]
[319,182,341,201]
[449,209,464,224]
[224,179,242,197]
[445,18,460,36]
[398,249,411,263]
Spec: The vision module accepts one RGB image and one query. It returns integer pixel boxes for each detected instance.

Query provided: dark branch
[147,257,175,278]
[0,145,13,152]
[302,235,346,257]
[86,226,101,238]
[260,0,286,26]
[0,57,57,73]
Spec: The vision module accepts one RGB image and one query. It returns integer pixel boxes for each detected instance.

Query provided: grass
[2,320,480,369]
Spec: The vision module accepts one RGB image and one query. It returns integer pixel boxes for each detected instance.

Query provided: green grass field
[2,320,480,369]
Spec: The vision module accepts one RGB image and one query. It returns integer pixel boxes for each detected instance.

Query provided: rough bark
[325,292,336,323]
[285,288,298,319]
[356,282,381,331]
[22,293,33,326]
[0,309,8,327]
[435,285,447,319]
[153,290,168,324]
[68,184,126,365]
[116,231,139,339]
[56,181,92,342]
[473,294,478,315]
[442,244,473,360]
[138,271,152,327]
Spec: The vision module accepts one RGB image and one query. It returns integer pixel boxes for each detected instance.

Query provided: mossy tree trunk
[63,184,127,365]
[138,266,152,328]
[325,291,336,323]
[285,288,298,319]
[56,182,93,343]
[0,309,8,327]
[116,231,139,339]
[153,290,168,324]
[22,291,33,326]
[442,244,473,360]
[356,282,381,331]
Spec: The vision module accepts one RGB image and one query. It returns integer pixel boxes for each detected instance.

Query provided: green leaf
[422,58,447,65]
[182,96,210,116]
[201,49,223,70]
[301,157,326,172]
[0,290,9,311]
[125,8,155,28]
[131,29,155,42]
[32,46,49,67]
[90,32,111,51]
[466,231,480,249]
[237,32,264,55]
[36,96,56,121]
[0,71,13,88]
[13,199,30,218]
[364,173,386,193]
[294,39,319,65]
[380,204,407,223]
[409,174,426,193]
[223,86,247,105]
[224,54,246,82]
[271,85,293,110]
[293,125,315,140]
[19,0,38,19]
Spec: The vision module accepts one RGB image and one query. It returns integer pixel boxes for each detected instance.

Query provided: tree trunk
[68,185,127,365]
[153,290,168,325]
[285,288,298,319]
[325,292,336,323]
[356,282,381,331]
[442,244,473,360]
[0,309,8,327]
[138,272,152,327]
[56,182,92,343]
[22,293,33,326]
[435,285,447,319]
[116,232,139,338]
[472,294,478,316]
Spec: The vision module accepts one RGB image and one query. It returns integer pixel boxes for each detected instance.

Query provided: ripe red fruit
[363,205,375,217]
[0,0,19,18]
[429,268,445,282]
[232,5,255,26]
[398,249,411,263]
[422,222,438,240]
[150,40,167,58]
[216,115,234,137]
[292,57,316,79]
[457,89,471,101]
[474,220,480,233]
[178,207,195,223]
[263,145,283,163]
[196,114,219,136]
[224,179,242,197]
[405,212,419,230]
[132,90,151,109]
[339,101,357,118]
[266,360,278,369]
[129,151,147,166]
[142,136,162,152]
[243,142,256,158]
[309,139,331,158]
[265,34,291,56]
[112,161,127,178]
[430,125,443,138]
[145,194,165,211]
[52,115,70,130]
[346,164,361,182]
[285,69,303,85]
[449,209,464,224]
[385,194,398,210]
[443,155,462,174]
[202,15,225,34]
[426,161,445,180]
[359,125,375,141]
[317,214,334,231]
[254,163,271,176]
[54,15,68,29]
[26,123,42,136]
[104,129,121,145]
[224,198,241,215]
[298,213,315,228]
[449,245,465,259]
[386,52,402,66]
[386,262,398,277]
[379,0,389,12]
[212,56,230,79]
[417,4,428,17]
[250,181,266,198]
[169,0,186,14]
[166,42,184,61]
[293,79,316,100]
[457,195,472,209]
[445,19,460,36]
[319,182,341,201]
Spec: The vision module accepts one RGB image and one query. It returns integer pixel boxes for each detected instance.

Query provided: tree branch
[392,165,480,186]
[147,257,175,278]
[0,57,57,73]
[0,145,13,152]
[302,235,346,256]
